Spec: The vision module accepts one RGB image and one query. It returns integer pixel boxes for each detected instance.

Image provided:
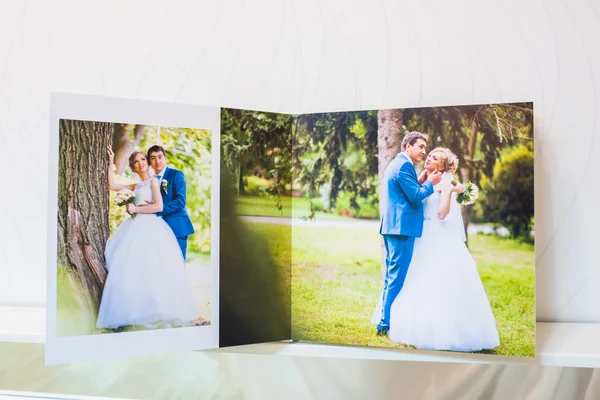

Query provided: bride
[96,146,198,330]
[372,147,500,352]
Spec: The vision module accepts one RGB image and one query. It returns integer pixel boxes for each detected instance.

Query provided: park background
[221,103,535,358]
[56,121,213,336]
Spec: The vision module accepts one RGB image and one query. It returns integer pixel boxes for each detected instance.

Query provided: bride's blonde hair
[128,151,147,172]
[429,147,459,173]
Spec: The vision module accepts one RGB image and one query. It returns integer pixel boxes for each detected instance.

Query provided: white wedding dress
[96,178,198,330]
[371,172,500,352]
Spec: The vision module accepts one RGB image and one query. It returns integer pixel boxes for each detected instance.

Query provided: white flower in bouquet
[452,181,479,206]
[115,189,136,218]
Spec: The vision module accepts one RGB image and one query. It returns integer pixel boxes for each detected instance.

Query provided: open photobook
[46,93,535,365]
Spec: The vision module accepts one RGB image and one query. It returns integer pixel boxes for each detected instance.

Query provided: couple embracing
[95,145,199,330]
[372,131,500,352]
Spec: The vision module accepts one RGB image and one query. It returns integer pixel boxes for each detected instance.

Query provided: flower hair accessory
[161,179,169,194]
[447,153,459,171]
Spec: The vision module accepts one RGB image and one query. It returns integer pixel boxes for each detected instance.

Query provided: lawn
[236,192,378,220]
[235,195,376,221]
[282,224,535,357]
[234,195,295,218]
[237,172,379,220]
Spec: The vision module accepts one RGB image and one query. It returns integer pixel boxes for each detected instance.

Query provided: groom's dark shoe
[376,327,389,337]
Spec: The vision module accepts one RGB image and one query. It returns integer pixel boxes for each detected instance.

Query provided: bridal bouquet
[115,189,136,218]
[451,180,479,206]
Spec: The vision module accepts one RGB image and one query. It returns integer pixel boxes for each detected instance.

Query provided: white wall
[1,0,598,323]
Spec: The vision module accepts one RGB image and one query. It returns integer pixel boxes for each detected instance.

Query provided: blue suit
[157,166,195,261]
[377,153,434,333]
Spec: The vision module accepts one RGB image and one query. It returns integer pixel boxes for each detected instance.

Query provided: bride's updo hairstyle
[430,147,459,174]
[128,151,147,172]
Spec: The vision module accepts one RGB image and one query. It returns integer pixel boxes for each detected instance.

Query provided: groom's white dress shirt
[155,166,167,182]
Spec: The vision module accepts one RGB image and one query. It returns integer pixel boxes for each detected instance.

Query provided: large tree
[377,109,404,208]
[57,120,112,311]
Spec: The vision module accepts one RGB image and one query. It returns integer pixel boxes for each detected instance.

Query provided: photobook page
[217,107,293,348]
[290,103,535,359]
[46,93,220,364]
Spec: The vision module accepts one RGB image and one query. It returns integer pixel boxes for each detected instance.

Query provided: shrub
[244,175,272,196]
[482,145,534,241]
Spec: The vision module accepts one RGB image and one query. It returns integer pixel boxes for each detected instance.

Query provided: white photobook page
[46,92,220,365]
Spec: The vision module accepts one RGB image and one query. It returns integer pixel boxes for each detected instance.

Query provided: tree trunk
[112,124,146,174]
[459,118,478,247]
[58,120,112,312]
[237,163,246,196]
[377,109,404,206]
[377,109,404,273]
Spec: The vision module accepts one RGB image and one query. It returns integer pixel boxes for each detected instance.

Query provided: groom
[146,145,195,261]
[376,131,442,336]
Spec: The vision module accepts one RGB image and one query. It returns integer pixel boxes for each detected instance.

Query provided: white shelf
[1,306,599,368]
[0,306,45,344]
[0,391,129,400]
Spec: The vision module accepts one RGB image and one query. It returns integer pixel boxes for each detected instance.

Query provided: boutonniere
[161,179,169,194]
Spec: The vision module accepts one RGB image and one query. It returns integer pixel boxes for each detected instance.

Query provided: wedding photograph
[54,119,214,338]
[290,103,535,358]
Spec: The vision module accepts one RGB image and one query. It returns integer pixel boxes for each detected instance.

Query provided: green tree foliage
[482,145,535,241]
[221,103,534,236]
[403,103,533,242]
[292,103,533,223]
[220,108,294,214]
[293,110,379,219]
[404,103,533,188]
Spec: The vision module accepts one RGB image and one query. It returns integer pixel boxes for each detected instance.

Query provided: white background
[0,0,595,323]
[0,0,599,397]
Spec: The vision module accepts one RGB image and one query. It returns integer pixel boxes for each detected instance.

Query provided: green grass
[238,219,535,357]
[469,235,535,357]
[288,225,535,358]
[235,195,295,217]
[244,223,292,270]
[243,223,292,298]
[234,195,374,221]
[56,268,99,336]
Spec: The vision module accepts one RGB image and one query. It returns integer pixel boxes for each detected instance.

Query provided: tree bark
[112,124,146,174]
[377,109,404,272]
[58,120,112,312]
[377,109,404,206]
[237,163,246,196]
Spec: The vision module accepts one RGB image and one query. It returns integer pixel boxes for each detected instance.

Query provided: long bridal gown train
[371,172,500,352]
[96,178,198,330]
